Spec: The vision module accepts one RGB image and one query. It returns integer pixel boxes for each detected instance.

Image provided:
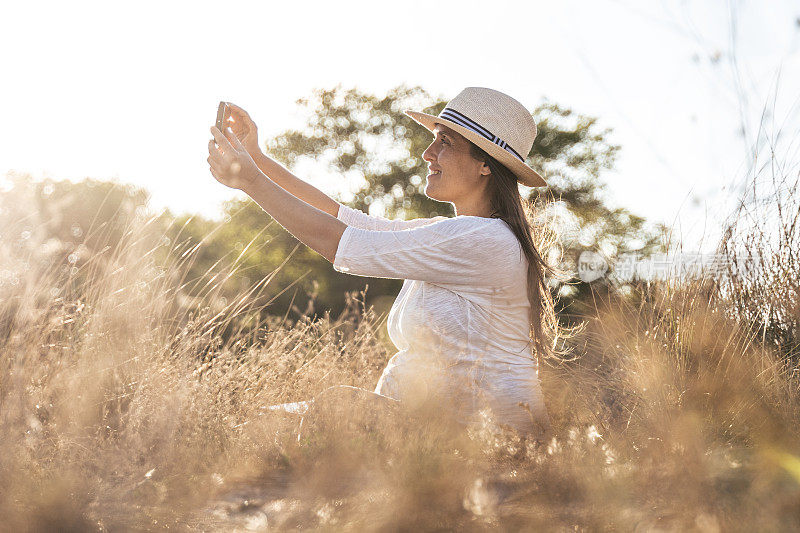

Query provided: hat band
[439,107,525,162]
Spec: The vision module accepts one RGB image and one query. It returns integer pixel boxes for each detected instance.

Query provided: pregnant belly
[373,354,485,422]
[375,355,549,434]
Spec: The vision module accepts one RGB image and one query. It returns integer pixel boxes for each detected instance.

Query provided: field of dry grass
[1,163,799,531]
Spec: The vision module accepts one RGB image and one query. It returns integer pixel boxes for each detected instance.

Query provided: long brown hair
[467,142,565,363]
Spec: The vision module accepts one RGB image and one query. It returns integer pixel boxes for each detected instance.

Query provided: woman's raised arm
[252,152,340,217]
[208,126,346,264]
[226,102,340,218]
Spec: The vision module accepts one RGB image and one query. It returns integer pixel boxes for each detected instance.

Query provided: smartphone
[215,101,229,134]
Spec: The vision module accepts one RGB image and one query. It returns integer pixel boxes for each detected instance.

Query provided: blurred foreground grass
[1,167,799,531]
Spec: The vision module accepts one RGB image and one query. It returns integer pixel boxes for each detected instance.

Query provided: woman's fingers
[227,102,258,133]
[210,126,235,153]
[227,102,251,121]
[207,155,221,173]
[208,155,229,177]
[209,138,227,160]
[208,137,229,169]
[209,136,226,152]
[208,147,238,174]
[226,128,246,150]
[209,126,250,185]
[209,148,233,169]
[209,165,224,184]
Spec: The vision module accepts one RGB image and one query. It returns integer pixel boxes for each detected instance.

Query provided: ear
[479,161,491,176]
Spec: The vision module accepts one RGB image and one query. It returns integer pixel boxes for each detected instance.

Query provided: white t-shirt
[333,203,550,434]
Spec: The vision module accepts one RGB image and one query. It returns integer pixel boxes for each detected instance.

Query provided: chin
[424,188,441,202]
[425,182,443,202]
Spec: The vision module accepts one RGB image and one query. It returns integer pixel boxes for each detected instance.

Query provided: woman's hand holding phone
[222,102,261,157]
[207,125,261,191]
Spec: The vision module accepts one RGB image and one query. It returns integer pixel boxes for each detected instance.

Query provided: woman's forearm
[240,169,347,264]
[252,152,341,217]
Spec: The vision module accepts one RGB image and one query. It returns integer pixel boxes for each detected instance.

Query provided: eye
[440,136,450,146]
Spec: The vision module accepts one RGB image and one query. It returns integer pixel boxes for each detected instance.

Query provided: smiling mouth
[428,170,441,176]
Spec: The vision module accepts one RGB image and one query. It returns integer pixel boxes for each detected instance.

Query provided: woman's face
[422,124,490,206]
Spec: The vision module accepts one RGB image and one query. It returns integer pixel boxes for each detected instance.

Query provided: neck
[454,198,494,218]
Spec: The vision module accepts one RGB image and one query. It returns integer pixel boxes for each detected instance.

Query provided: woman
[207,87,558,437]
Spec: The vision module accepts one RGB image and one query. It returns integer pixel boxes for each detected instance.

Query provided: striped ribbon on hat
[440,107,525,162]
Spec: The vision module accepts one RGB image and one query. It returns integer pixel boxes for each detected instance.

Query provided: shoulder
[425,215,505,231]
[424,216,521,252]
[443,215,517,239]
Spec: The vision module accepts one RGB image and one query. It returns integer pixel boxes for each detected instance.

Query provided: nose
[422,138,437,164]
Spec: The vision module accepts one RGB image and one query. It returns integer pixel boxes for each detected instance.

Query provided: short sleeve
[336,203,448,231]
[333,216,521,288]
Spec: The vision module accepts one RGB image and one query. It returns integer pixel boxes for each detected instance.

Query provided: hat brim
[404,110,547,188]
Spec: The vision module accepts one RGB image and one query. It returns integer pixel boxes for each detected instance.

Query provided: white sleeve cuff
[332,225,355,273]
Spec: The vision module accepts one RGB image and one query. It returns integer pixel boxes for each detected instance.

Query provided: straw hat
[405,87,547,188]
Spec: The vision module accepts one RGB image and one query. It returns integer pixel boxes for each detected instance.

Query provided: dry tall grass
[1,163,799,531]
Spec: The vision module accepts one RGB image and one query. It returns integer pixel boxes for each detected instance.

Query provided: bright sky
[2,0,799,251]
